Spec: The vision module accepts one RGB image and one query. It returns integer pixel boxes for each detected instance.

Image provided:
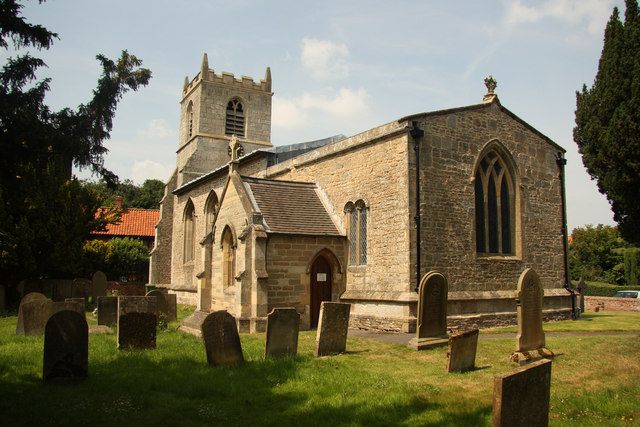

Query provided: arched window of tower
[225,98,245,138]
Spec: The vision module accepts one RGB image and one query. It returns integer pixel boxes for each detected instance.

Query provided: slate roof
[242,176,341,236]
[92,208,159,238]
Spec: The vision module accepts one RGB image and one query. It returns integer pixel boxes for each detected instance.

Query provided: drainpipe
[556,152,576,319]
[410,121,424,292]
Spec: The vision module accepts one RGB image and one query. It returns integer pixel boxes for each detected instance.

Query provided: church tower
[176,54,273,186]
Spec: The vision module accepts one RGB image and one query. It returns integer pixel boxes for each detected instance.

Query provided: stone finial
[483,75,497,103]
[229,135,240,163]
[264,66,272,91]
[183,76,189,92]
[200,53,209,78]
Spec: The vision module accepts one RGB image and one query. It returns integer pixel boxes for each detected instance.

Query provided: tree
[83,178,165,209]
[569,224,629,283]
[0,1,151,286]
[574,0,640,245]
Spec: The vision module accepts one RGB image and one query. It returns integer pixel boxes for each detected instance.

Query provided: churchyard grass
[0,308,638,426]
[483,311,640,334]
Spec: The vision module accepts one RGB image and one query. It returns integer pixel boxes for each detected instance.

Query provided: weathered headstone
[97,296,118,326]
[408,271,449,350]
[146,290,177,322]
[43,310,88,381]
[511,268,553,365]
[315,302,351,356]
[447,328,479,373]
[201,311,244,366]
[576,276,587,314]
[265,308,300,358]
[91,271,108,301]
[116,296,158,349]
[16,292,49,335]
[492,359,552,427]
[16,298,85,336]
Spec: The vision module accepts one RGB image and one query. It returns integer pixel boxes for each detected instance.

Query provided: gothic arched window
[474,150,515,255]
[225,98,245,138]
[204,191,218,233]
[345,200,368,265]
[183,200,196,262]
[221,226,236,288]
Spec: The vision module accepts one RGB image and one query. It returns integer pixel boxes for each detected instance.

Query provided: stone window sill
[476,255,521,262]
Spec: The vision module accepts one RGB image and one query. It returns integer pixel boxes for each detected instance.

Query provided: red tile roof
[92,208,159,238]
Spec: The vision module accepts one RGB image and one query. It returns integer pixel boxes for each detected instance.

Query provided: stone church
[149,54,573,333]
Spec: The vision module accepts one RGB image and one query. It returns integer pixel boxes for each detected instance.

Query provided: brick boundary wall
[585,296,640,312]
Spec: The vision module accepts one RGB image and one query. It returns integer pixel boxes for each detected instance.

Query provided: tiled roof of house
[92,208,159,238]
[242,177,341,236]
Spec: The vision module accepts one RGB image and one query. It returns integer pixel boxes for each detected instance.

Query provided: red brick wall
[585,296,640,312]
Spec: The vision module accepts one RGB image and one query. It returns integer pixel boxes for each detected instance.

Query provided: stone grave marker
[146,290,177,322]
[447,328,479,373]
[43,310,88,382]
[97,296,118,326]
[511,268,553,365]
[116,296,158,349]
[91,271,108,301]
[408,271,449,350]
[576,276,587,314]
[201,311,244,367]
[315,302,351,356]
[492,359,552,427]
[17,298,85,336]
[265,308,300,358]
[16,292,48,335]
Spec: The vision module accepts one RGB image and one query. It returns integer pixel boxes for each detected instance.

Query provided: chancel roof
[242,176,341,236]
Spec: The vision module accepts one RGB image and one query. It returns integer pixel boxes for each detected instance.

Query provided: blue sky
[9,0,625,231]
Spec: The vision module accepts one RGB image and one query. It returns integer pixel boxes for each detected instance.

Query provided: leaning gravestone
[510,268,553,365]
[447,328,479,373]
[43,310,88,381]
[97,296,118,326]
[91,271,108,301]
[145,290,177,322]
[117,296,158,349]
[316,302,351,356]
[408,271,449,350]
[265,308,300,358]
[201,311,244,366]
[492,359,552,427]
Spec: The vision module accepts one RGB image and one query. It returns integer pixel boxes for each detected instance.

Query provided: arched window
[183,200,196,262]
[225,98,245,138]
[221,226,236,288]
[204,191,218,233]
[344,200,368,265]
[474,149,515,255]
[187,101,194,138]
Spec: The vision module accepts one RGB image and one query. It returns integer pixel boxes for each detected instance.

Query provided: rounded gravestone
[146,290,167,314]
[16,292,49,335]
[201,311,244,367]
[43,310,88,381]
[91,271,108,300]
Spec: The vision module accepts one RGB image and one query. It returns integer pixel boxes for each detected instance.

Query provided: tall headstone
[43,310,88,381]
[201,311,244,366]
[492,359,552,427]
[117,296,158,349]
[447,328,479,373]
[511,268,553,365]
[265,308,300,358]
[315,302,351,356]
[576,276,587,314]
[146,290,177,322]
[408,271,449,350]
[91,271,108,301]
[97,296,118,326]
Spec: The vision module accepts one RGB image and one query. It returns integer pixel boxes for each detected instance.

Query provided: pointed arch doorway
[310,255,332,328]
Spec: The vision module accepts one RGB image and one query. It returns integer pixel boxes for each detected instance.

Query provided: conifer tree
[574,0,640,244]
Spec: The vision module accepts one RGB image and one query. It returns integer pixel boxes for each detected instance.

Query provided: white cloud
[503,0,615,34]
[273,88,369,130]
[138,119,176,140]
[131,160,174,184]
[301,38,350,79]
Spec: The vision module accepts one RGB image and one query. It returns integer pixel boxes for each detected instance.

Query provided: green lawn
[0,308,638,426]
[484,311,640,334]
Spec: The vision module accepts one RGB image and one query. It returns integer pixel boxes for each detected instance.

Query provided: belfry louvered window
[475,150,515,255]
[345,200,368,266]
[225,99,245,138]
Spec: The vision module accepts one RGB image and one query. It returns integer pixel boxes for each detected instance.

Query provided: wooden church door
[310,255,332,329]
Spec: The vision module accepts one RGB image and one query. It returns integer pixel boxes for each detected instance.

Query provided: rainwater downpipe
[410,121,424,292]
[556,152,576,319]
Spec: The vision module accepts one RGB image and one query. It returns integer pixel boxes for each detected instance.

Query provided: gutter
[410,121,424,292]
[556,152,576,319]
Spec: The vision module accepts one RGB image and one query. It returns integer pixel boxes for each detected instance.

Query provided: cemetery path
[347,329,639,346]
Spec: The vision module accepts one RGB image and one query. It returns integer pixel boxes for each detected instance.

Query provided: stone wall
[585,296,640,312]
[149,169,177,285]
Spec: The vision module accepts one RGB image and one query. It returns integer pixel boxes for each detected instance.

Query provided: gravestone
[43,310,88,381]
[201,310,244,366]
[576,276,587,314]
[265,308,300,358]
[16,292,49,335]
[0,284,5,311]
[510,268,553,365]
[97,296,118,326]
[118,296,157,317]
[315,302,351,356]
[408,271,449,350]
[91,271,108,301]
[16,298,85,336]
[145,290,177,322]
[447,328,479,373]
[117,312,157,349]
[492,359,552,427]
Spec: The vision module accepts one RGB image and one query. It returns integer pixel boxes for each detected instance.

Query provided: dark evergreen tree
[574,0,640,244]
[0,1,151,286]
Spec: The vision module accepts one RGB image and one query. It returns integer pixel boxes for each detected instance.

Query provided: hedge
[573,280,640,297]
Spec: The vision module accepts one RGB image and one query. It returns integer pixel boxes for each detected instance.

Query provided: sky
[8,0,626,232]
